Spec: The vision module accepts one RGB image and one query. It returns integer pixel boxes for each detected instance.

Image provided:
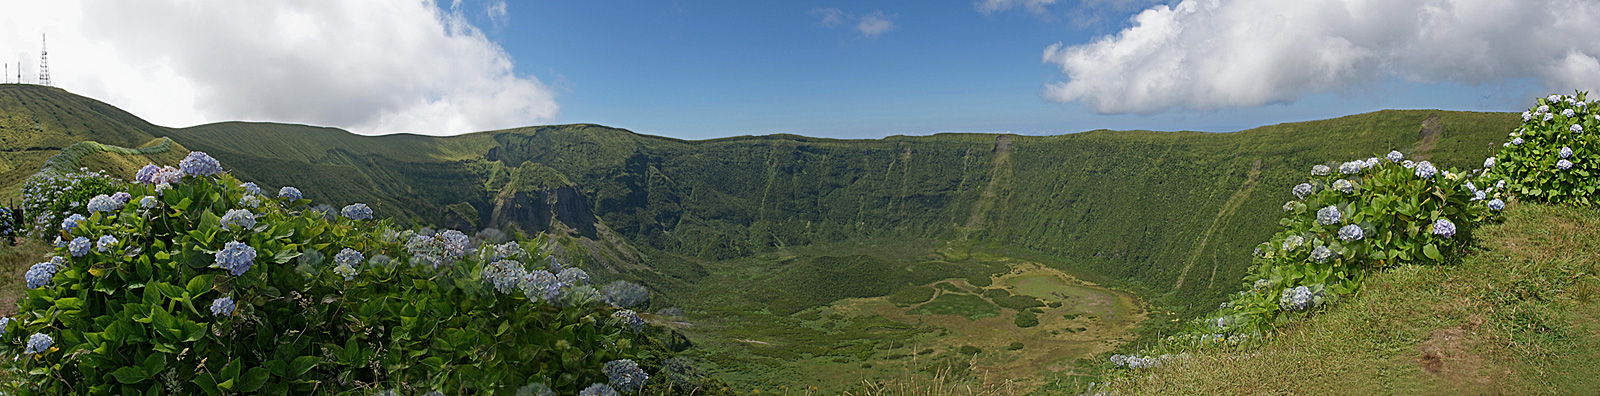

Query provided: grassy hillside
[1098,203,1600,395]
[0,85,167,194]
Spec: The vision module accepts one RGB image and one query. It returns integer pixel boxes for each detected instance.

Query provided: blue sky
[4,1,1596,138]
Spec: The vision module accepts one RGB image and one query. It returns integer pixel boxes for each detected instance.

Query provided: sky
[1,0,1597,139]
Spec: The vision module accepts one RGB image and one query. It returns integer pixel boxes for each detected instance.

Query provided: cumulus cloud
[1042,0,1600,114]
[0,0,555,136]
[811,8,897,38]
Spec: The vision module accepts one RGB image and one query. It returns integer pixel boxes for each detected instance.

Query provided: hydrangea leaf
[237,367,271,392]
[109,366,150,384]
[1422,243,1442,261]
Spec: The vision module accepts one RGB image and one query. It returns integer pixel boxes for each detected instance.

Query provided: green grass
[909,293,1001,320]
[1097,203,1600,395]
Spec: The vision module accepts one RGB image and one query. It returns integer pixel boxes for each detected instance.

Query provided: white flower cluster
[1110,353,1187,370]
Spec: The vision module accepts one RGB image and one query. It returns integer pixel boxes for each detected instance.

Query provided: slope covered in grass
[1101,203,1600,395]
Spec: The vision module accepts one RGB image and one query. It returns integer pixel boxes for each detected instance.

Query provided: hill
[0,84,1529,390]
[1097,203,1600,395]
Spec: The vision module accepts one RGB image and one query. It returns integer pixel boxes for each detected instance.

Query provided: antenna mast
[38,34,50,86]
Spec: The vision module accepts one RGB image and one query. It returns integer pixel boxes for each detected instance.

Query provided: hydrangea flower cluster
[1109,353,1186,370]
[239,195,261,208]
[69,236,91,257]
[332,262,359,281]
[611,309,646,332]
[215,241,257,276]
[602,280,651,308]
[211,297,236,316]
[24,333,52,354]
[603,359,649,393]
[97,235,117,252]
[1309,245,1336,263]
[179,152,223,176]
[1387,150,1403,162]
[1292,183,1313,199]
[239,182,260,195]
[1557,159,1574,170]
[341,203,372,220]
[1414,161,1437,179]
[221,209,256,231]
[1338,161,1361,174]
[86,194,122,213]
[1280,286,1314,311]
[1332,179,1354,194]
[482,260,531,294]
[484,242,526,262]
[61,214,86,233]
[1337,224,1363,242]
[406,230,473,268]
[334,248,364,268]
[1432,218,1456,238]
[139,196,158,209]
[1311,164,1331,176]
[579,384,620,396]
[1315,205,1341,225]
[1281,235,1304,251]
[278,186,302,201]
[25,259,60,289]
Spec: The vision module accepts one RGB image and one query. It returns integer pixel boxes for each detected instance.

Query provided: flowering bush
[1490,91,1600,206]
[18,169,122,237]
[1,153,667,395]
[1172,151,1503,347]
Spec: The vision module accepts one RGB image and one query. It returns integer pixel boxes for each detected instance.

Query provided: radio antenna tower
[38,34,50,86]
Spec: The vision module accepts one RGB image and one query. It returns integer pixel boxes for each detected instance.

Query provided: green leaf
[1423,243,1442,261]
[186,275,215,297]
[142,353,167,375]
[238,368,271,392]
[288,356,318,377]
[110,366,150,384]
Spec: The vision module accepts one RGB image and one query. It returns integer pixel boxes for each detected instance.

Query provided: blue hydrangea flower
[1432,218,1456,238]
[1511,137,1524,145]
[1387,150,1403,162]
[1563,108,1576,118]
[69,237,91,257]
[88,195,114,212]
[579,384,619,396]
[335,248,364,268]
[24,333,52,354]
[216,241,257,276]
[97,235,117,252]
[1310,245,1336,263]
[1403,160,1416,168]
[521,270,559,302]
[1282,201,1298,212]
[135,164,160,184]
[221,209,255,231]
[111,192,131,205]
[239,182,260,195]
[483,260,530,294]
[1292,183,1313,199]
[25,262,57,289]
[1558,159,1574,170]
[518,383,557,396]
[333,263,358,281]
[1487,199,1505,210]
[1280,286,1313,311]
[1547,95,1560,103]
[179,152,223,176]
[1332,179,1354,194]
[61,213,87,233]
[1311,164,1331,176]
[341,203,373,220]
[1339,161,1361,175]
[211,297,236,316]
[1364,157,1379,168]
[1545,113,1554,121]
[239,195,260,208]
[611,309,646,332]
[1497,180,1506,190]
[603,359,649,393]
[1574,124,1585,134]
[1414,161,1437,179]
[1337,224,1363,242]
[1522,111,1532,122]
[1316,205,1341,225]
[1282,235,1304,251]
[279,186,302,201]
[489,242,526,261]
[559,268,591,286]
[152,166,184,185]
[139,196,157,209]
[1484,157,1496,168]
[0,317,12,335]
[1560,146,1574,159]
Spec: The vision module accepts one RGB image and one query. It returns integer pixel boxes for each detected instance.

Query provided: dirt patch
[1414,113,1444,159]
[1417,326,1496,387]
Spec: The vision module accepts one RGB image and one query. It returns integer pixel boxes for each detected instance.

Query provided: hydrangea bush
[18,168,122,237]
[1,153,668,395]
[1170,151,1503,349]
[1490,91,1600,206]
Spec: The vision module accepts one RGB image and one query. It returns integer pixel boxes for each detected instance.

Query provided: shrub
[1013,310,1039,328]
[18,169,122,237]
[602,280,651,308]
[1174,151,1503,348]
[2,153,664,395]
[1490,91,1600,206]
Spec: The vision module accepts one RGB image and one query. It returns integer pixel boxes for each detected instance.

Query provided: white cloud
[0,0,556,136]
[976,0,1061,16]
[811,8,847,27]
[486,1,510,27]
[811,8,897,38]
[856,12,898,38]
[1042,0,1600,114]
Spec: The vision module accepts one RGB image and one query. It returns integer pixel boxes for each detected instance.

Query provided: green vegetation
[1100,203,1600,395]
[886,285,936,307]
[1492,92,1599,205]
[909,293,1000,320]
